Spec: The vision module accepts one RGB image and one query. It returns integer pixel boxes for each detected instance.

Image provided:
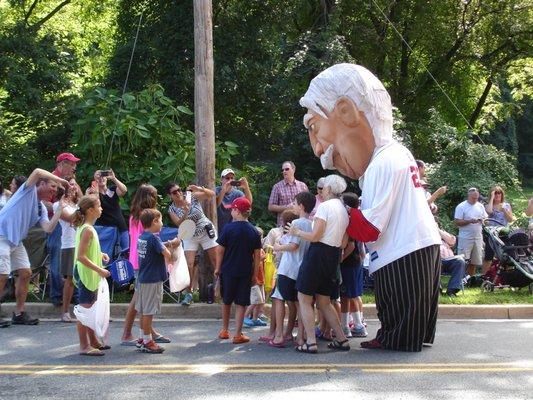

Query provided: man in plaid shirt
[268,161,309,226]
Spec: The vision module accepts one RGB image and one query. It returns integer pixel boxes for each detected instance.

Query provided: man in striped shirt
[268,161,308,227]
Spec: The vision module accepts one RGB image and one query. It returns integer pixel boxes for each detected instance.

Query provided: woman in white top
[53,179,80,322]
[289,174,350,353]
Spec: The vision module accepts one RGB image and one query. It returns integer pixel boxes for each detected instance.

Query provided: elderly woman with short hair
[289,174,350,353]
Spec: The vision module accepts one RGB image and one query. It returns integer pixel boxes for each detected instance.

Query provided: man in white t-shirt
[299,63,441,352]
[454,187,488,276]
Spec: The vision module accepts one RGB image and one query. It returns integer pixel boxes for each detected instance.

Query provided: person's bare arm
[273,242,298,252]
[26,168,69,189]
[40,197,65,233]
[341,241,355,262]
[427,186,447,205]
[77,228,110,277]
[108,169,127,197]
[214,246,225,276]
[252,248,261,286]
[240,177,253,204]
[289,217,326,243]
[188,185,215,201]
[169,207,190,227]
[439,229,456,247]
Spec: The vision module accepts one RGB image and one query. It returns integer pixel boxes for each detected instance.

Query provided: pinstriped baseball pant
[373,245,440,352]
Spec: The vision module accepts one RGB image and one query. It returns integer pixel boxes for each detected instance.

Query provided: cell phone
[185,190,192,204]
[100,170,111,177]
[229,180,241,187]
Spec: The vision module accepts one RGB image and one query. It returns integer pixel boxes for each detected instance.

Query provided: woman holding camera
[166,182,218,306]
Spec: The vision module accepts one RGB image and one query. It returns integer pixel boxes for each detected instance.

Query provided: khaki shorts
[135,282,163,315]
[457,237,484,266]
[0,236,30,275]
[183,230,218,252]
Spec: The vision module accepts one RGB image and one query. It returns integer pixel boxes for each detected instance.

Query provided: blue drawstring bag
[109,257,135,287]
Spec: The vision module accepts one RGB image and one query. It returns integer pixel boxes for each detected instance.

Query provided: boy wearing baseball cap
[215,197,262,344]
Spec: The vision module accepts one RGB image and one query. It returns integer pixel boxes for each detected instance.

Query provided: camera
[229,180,241,187]
[100,170,111,177]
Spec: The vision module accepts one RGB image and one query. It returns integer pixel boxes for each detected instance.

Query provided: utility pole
[194,0,216,224]
[193,0,216,300]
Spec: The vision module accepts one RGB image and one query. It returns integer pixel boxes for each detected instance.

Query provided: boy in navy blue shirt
[215,197,261,344]
[136,209,177,354]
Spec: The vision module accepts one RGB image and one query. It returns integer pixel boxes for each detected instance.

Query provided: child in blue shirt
[215,197,261,344]
[136,209,179,353]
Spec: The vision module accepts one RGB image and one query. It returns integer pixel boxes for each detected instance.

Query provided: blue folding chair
[159,226,181,303]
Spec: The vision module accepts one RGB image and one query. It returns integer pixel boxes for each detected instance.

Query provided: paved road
[1,319,532,399]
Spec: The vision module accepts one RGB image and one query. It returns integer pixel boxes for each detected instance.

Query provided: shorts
[250,284,265,305]
[60,248,75,277]
[340,263,363,298]
[0,236,30,275]
[457,237,484,266]
[135,282,163,315]
[220,274,251,306]
[296,242,341,297]
[183,230,218,252]
[78,279,97,304]
[133,269,140,290]
[330,283,340,301]
[275,274,298,302]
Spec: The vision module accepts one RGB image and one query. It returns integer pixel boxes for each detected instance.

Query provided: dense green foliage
[0,0,531,227]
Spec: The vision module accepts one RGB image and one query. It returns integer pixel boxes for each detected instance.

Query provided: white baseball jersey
[359,142,441,273]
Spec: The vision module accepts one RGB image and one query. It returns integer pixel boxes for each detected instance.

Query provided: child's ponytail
[72,195,99,227]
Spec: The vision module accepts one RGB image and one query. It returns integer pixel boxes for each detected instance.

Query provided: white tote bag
[73,277,110,339]
[168,244,190,293]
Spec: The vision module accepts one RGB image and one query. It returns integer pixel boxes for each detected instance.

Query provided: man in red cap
[46,152,81,306]
[215,197,262,345]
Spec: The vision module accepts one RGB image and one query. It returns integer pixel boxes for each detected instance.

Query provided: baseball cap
[468,187,479,193]
[230,197,251,212]
[56,152,80,163]
[221,168,235,178]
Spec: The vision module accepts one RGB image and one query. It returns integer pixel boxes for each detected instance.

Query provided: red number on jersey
[410,165,421,188]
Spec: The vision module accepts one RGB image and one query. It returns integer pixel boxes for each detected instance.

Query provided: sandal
[97,344,111,350]
[328,339,350,351]
[267,339,286,348]
[258,335,274,342]
[121,338,139,347]
[295,342,318,354]
[79,348,105,356]
[153,334,171,344]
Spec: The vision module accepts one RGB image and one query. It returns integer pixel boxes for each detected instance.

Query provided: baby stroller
[481,218,533,294]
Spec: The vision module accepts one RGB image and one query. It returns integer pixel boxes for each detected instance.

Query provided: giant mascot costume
[300,64,441,352]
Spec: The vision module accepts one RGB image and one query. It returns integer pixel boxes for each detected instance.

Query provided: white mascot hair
[300,63,394,148]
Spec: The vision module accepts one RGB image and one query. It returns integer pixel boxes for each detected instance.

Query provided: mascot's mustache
[320,144,336,170]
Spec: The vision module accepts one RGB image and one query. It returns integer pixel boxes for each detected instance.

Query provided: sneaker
[258,314,269,323]
[342,326,353,338]
[181,292,193,306]
[252,319,267,327]
[351,325,368,338]
[135,338,144,349]
[243,317,254,328]
[12,312,39,325]
[139,340,165,354]
[0,318,10,328]
[218,329,230,340]
[232,333,250,344]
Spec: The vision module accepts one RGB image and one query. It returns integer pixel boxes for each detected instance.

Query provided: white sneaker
[351,325,368,338]
[342,326,353,338]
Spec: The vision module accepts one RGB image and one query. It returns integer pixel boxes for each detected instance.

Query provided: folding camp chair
[94,226,122,301]
[23,226,50,301]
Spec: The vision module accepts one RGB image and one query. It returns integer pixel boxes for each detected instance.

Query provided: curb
[2,302,532,320]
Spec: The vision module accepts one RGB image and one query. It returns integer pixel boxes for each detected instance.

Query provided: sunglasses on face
[317,187,323,190]
[495,191,502,194]
[282,168,291,172]
[171,189,182,195]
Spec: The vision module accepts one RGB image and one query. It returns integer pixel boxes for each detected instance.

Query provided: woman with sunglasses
[483,185,514,274]
[309,177,326,219]
[166,182,218,306]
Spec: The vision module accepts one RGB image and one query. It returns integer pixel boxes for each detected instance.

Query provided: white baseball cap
[221,168,235,178]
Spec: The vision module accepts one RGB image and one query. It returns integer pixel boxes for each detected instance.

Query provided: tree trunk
[469,76,493,129]
[194,0,216,301]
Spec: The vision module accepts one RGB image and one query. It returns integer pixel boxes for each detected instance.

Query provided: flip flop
[153,334,171,344]
[267,339,286,348]
[258,335,273,342]
[79,348,105,356]
[328,339,350,351]
[121,339,139,347]
[97,344,111,350]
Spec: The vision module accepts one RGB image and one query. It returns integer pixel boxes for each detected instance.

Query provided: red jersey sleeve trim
[347,208,380,242]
